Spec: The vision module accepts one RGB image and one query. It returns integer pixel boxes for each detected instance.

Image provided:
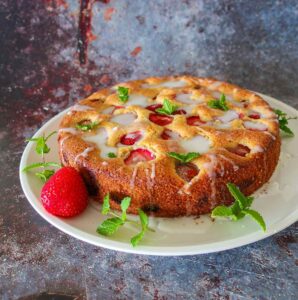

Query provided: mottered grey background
[0,0,297,299]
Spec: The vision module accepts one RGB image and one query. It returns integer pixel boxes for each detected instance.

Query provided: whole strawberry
[41,167,88,217]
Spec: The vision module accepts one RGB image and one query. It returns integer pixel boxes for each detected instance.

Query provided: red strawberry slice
[173,109,186,115]
[186,116,206,126]
[227,144,250,157]
[161,129,171,140]
[41,167,88,217]
[146,104,163,112]
[176,163,199,182]
[238,113,245,119]
[120,131,142,145]
[124,148,155,165]
[249,113,261,119]
[112,105,124,114]
[161,129,180,140]
[149,113,173,126]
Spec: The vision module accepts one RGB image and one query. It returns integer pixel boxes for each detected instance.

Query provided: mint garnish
[167,152,200,163]
[208,94,229,111]
[211,183,266,231]
[97,194,153,247]
[155,99,178,115]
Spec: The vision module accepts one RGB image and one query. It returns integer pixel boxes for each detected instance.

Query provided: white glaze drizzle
[218,110,239,123]
[110,113,136,125]
[244,121,268,131]
[71,104,93,112]
[251,145,264,154]
[130,163,139,188]
[208,81,222,90]
[59,127,77,134]
[101,106,114,114]
[142,80,187,89]
[125,94,148,107]
[262,131,276,140]
[217,154,239,171]
[202,154,218,202]
[180,135,211,154]
[150,161,156,180]
[82,128,117,158]
[74,147,94,164]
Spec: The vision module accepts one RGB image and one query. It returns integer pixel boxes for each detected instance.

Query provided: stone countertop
[0,0,297,299]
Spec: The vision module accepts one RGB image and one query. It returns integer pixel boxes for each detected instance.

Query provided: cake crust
[58,76,281,217]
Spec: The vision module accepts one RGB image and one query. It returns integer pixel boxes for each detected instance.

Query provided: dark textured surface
[0,0,297,299]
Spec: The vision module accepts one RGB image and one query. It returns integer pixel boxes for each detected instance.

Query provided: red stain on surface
[83,84,93,93]
[99,74,112,85]
[45,0,68,9]
[104,7,116,21]
[130,46,142,57]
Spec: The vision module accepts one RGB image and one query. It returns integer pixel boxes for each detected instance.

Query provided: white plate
[19,93,298,256]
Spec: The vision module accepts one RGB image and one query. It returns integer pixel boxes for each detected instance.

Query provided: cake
[58,76,281,217]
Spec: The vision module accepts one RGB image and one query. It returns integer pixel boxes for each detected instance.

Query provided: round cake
[58,76,281,217]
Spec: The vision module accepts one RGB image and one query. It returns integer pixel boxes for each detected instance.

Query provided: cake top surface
[58,76,279,176]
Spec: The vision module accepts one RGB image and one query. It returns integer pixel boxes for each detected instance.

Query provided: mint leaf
[96,217,124,236]
[76,121,99,132]
[167,152,200,163]
[45,131,57,142]
[243,209,266,231]
[211,206,234,218]
[227,183,248,209]
[102,193,110,215]
[26,131,56,156]
[156,99,178,115]
[117,86,129,103]
[131,209,149,247]
[131,231,145,247]
[37,137,50,155]
[107,152,117,158]
[211,183,266,231]
[208,94,229,111]
[22,162,61,172]
[120,197,131,221]
[35,169,55,182]
[139,209,149,229]
[274,109,296,136]
[246,196,254,207]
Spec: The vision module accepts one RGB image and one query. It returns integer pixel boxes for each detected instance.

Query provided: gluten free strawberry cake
[58,76,281,217]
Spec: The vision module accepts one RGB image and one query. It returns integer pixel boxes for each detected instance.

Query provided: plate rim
[19,92,298,256]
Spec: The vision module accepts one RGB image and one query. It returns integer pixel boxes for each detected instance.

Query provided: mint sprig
[26,131,56,155]
[97,194,153,246]
[211,183,266,231]
[76,121,99,132]
[107,152,117,158]
[208,94,229,111]
[167,152,200,163]
[131,209,149,247]
[156,99,178,115]
[274,109,297,137]
[117,86,129,103]
[22,131,60,182]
